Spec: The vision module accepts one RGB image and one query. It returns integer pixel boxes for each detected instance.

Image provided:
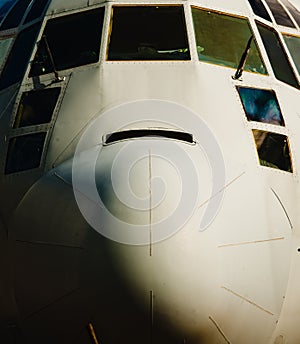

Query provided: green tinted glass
[192,8,267,74]
[0,37,13,70]
[283,34,300,75]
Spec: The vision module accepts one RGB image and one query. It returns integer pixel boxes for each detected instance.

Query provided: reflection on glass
[0,23,40,90]
[30,8,104,76]
[24,0,49,24]
[13,88,60,128]
[283,34,300,75]
[280,0,300,27]
[257,23,299,88]
[107,6,190,61]
[265,0,295,27]
[237,87,284,125]
[0,37,13,70]
[1,0,32,30]
[5,132,46,174]
[252,129,292,172]
[0,0,18,23]
[192,8,267,74]
[247,0,271,21]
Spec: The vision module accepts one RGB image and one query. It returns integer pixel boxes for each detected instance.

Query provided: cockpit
[0,0,298,175]
[1,0,300,86]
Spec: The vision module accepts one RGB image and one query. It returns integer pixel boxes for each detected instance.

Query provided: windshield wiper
[232,35,253,80]
[43,35,65,83]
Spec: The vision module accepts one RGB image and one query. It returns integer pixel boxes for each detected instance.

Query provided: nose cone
[65,127,225,342]
[72,135,205,245]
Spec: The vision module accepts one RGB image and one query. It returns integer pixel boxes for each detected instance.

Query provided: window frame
[252,129,293,173]
[236,86,285,126]
[282,32,300,77]
[256,21,300,88]
[4,75,67,175]
[12,87,61,129]
[5,131,48,175]
[264,0,296,28]
[247,0,272,22]
[191,6,268,75]
[29,6,106,78]
[106,4,191,62]
[0,23,40,90]
[280,0,300,28]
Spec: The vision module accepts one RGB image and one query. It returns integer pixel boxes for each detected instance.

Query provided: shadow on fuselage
[3,169,203,344]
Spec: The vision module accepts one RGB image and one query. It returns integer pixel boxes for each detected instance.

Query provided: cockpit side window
[247,0,272,21]
[237,87,285,126]
[29,8,104,77]
[5,132,47,174]
[264,0,295,27]
[257,22,299,88]
[107,6,190,61]
[0,23,40,90]
[252,129,292,172]
[191,8,267,75]
[13,88,60,128]
[283,34,300,76]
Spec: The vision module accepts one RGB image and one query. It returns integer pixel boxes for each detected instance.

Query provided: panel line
[218,236,284,248]
[271,187,293,230]
[221,286,274,315]
[198,172,246,209]
[209,316,231,343]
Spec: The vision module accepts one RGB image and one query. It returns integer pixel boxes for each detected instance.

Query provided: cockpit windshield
[264,0,296,27]
[192,8,267,75]
[107,6,190,61]
[283,34,300,76]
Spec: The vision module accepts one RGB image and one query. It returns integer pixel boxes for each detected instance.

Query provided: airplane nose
[72,132,208,245]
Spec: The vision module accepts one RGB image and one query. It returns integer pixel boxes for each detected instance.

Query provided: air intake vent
[105,129,194,144]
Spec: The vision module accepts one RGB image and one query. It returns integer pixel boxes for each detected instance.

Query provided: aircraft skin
[0,0,300,343]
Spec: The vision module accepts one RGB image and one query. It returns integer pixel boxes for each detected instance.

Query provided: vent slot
[105,129,194,144]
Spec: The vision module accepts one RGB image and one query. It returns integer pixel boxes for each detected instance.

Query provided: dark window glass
[0,23,40,90]
[107,6,190,61]
[0,0,18,23]
[264,0,295,27]
[29,8,104,77]
[283,34,300,75]
[257,23,299,88]
[280,0,300,27]
[13,88,60,128]
[252,130,292,172]
[237,87,284,126]
[5,132,46,174]
[24,0,49,24]
[1,0,32,30]
[247,0,272,21]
